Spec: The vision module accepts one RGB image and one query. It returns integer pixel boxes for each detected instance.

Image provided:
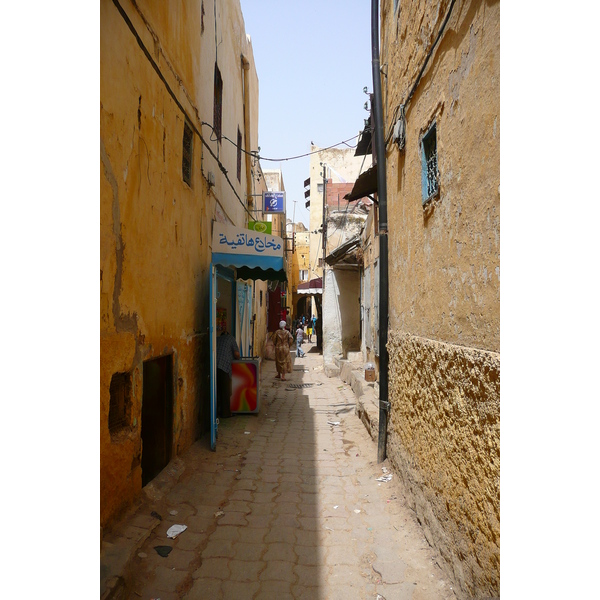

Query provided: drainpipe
[371,0,389,463]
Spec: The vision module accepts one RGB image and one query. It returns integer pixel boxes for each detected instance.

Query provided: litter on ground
[166,524,187,539]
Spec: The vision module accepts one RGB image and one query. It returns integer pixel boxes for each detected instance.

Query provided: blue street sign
[263,191,286,214]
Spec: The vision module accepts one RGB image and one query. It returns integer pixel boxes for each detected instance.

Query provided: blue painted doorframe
[210,264,237,450]
[209,263,216,450]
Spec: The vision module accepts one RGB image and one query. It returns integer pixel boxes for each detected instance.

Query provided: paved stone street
[101,342,456,599]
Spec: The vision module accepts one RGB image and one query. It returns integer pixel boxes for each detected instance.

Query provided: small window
[260,290,263,307]
[299,269,308,281]
[109,372,132,434]
[237,127,242,182]
[213,64,223,142]
[182,121,193,186]
[317,183,324,194]
[420,122,439,203]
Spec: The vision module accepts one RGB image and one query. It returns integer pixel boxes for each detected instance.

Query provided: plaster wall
[322,268,361,364]
[382,0,500,351]
[100,0,261,529]
[360,206,380,369]
[380,1,500,597]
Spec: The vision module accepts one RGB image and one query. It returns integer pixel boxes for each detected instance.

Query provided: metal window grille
[182,121,193,186]
[213,65,223,142]
[237,128,242,181]
[109,372,131,433]
[422,123,438,201]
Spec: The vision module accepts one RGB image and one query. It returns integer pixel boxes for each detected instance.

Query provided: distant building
[262,169,291,331]
[307,146,371,283]
[322,181,371,365]
[289,222,311,321]
[305,147,371,348]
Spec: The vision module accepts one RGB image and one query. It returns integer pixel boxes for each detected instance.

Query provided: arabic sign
[263,191,285,214]
[248,220,272,234]
[212,221,284,258]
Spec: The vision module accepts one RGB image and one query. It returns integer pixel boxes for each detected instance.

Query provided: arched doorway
[296,296,310,320]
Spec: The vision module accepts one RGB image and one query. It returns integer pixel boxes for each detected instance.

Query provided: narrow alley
[101,342,456,600]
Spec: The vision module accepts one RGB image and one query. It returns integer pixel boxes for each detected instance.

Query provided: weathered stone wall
[382,0,500,354]
[387,331,499,598]
[379,0,500,596]
[100,0,261,530]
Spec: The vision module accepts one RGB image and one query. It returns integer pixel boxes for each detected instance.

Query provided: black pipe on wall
[371,0,389,463]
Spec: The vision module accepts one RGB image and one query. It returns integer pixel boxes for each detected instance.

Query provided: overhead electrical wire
[112,0,368,230]
[111,0,254,221]
[201,120,360,163]
[384,0,458,145]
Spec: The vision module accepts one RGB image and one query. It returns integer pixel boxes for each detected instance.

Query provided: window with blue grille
[420,122,439,204]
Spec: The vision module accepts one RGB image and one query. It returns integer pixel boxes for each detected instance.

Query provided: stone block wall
[387,331,499,599]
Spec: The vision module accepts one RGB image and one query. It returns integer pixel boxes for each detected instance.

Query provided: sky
[239,0,373,227]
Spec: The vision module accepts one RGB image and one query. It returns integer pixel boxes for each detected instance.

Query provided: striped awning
[297,277,323,295]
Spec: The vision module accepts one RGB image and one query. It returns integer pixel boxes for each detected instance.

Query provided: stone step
[346,351,363,363]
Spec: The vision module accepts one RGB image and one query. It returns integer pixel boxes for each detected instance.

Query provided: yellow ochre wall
[381,0,500,597]
[101,0,261,530]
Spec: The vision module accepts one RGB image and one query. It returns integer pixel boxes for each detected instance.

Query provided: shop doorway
[141,355,174,486]
[267,282,286,331]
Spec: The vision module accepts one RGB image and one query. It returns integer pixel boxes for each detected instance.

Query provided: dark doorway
[141,355,174,487]
[296,297,310,319]
[267,284,285,332]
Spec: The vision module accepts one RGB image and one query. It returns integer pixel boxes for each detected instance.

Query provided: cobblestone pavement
[102,342,456,600]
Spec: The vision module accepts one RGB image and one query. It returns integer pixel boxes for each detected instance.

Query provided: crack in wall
[101,138,138,334]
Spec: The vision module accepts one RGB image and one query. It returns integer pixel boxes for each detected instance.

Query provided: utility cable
[201,120,359,163]
[384,0,458,145]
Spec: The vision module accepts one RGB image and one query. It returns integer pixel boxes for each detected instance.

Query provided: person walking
[295,323,306,358]
[273,320,293,381]
[216,321,240,418]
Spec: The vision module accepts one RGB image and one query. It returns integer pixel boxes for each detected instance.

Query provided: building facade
[307,146,371,283]
[290,223,311,321]
[380,0,500,597]
[322,182,371,365]
[100,0,267,530]
[261,169,291,332]
[306,147,371,350]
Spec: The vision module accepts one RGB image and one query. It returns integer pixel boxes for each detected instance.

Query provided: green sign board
[248,220,272,234]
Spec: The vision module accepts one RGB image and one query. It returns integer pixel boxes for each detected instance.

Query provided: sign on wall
[212,221,283,258]
[263,191,286,214]
[248,220,272,234]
